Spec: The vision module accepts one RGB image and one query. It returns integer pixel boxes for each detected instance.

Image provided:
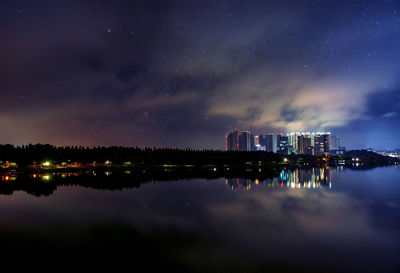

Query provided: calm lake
[0,166,399,272]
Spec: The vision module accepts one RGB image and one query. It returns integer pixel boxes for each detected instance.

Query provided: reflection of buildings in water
[226,168,336,191]
[280,168,332,189]
[226,178,253,191]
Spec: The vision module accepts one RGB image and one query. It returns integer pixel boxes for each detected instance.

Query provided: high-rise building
[314,133,330,156]
[287,131,331,156]
[265,133,274,152]
[254,135,259,148]
[228,130,334,155]
[250,134,256,151]
[297,134,313,155]
[258,135,266,149]
[277,135,289,155]
[276,133,282,152]
[329,135,341,155]
[287,132,300,154]
[239,131,251,151]
[314,134,323,156]
[226,131,238,151]
[256,135,266,151]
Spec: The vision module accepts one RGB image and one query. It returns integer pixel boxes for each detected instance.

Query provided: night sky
[1,0,399,150]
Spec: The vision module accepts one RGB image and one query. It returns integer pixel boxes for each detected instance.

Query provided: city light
[226,130,340,156]
[41,175,51,181]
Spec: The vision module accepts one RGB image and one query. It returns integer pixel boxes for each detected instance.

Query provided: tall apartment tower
[322,133,330,156]
[226,131,239,151]
[277,135,289,155]
[250,134,256,151]
[239,131,251,151]
[287,132,300,154]
[276,133,282,152]
[265,133,274,152]
[314,133,330,156]
[330,135,340,150]
[297,134,313,155]
[258,135,266,150]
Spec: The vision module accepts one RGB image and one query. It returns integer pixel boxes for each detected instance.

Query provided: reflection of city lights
[41,175,51,181]
[225,167,333,191]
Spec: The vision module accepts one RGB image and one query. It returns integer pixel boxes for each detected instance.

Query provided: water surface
[0,167,398,272]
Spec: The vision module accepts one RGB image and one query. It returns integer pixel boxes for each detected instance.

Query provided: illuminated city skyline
[226,130,344,155]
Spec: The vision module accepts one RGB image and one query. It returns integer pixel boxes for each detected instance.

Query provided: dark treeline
[0,144,283,167]
[0,144,398,168]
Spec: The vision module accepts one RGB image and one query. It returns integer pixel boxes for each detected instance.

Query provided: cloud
[382,112,397,118]
[0,0,400,148]
[206,68,390,132]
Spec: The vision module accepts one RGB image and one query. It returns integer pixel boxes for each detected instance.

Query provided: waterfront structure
[330,135,340,151]
[227,130,333,155]
[226,131,239,151]
[254,135,266,151]
[288,132,300,154]
[239,131,251,151]
[329,135,345,155]
[287,132,331,155]
[277,133,282,152]
[277,132,289,154]
[250,134,256,151]
[298,134,313,155]
[277,135,289,155]
[314,133,330,156]
[258,135,266,150]
[265,133,274,152]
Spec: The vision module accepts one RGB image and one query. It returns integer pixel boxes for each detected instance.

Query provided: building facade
[226,131,239,151]
[239,131,251,151]
[265,133,274,152]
